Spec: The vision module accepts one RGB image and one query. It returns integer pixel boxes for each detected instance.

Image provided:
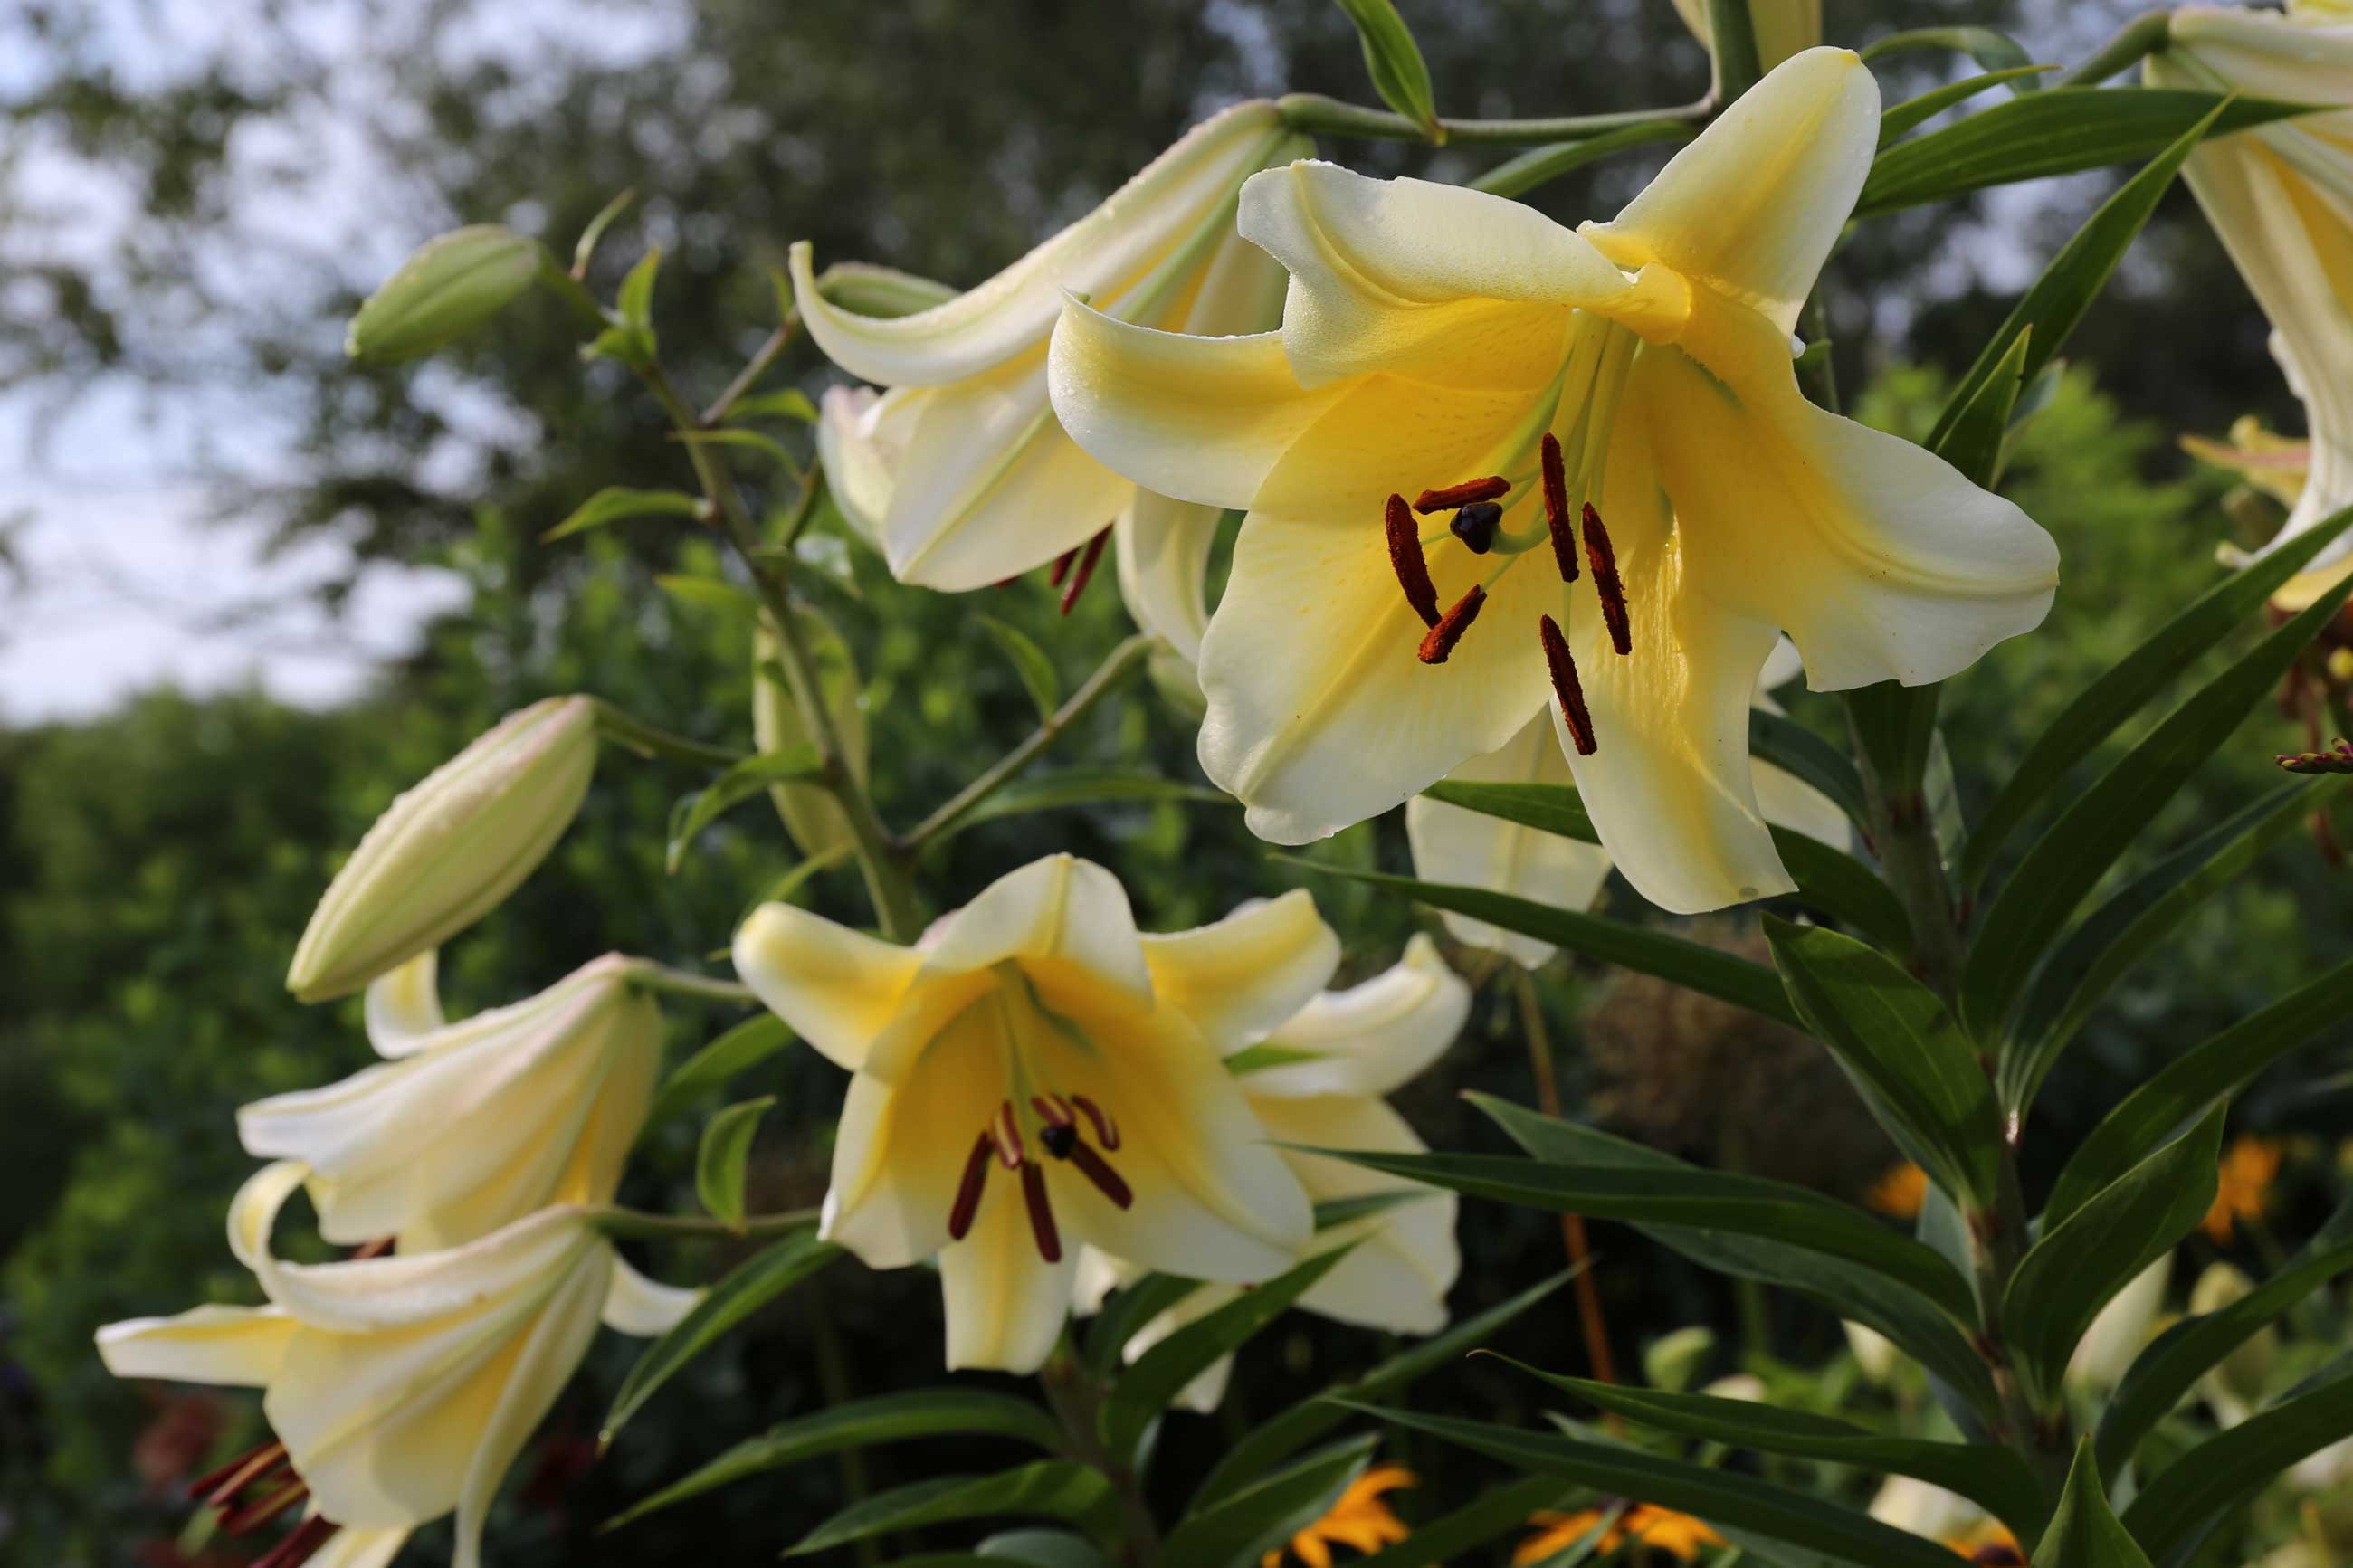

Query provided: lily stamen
[1020,1162,1062,1262]
[1540,432,1578,584]
[1030,1092,1076,1128]
[1066,1141,1135,1208]
[1385,493,1442,627]
[990,1101,1025,1169]
[1418,586,1486,664]
[1540,615,1598,755]
[252,1516,342,1568]
[1412,476,1510,514]
[948,1133,993,1240]
[221,1476,310,1536]
[1581,504,1633,656]
[1060,527,1111,616]
[1072,1093,1120,1151]
[194,1440,289,1506]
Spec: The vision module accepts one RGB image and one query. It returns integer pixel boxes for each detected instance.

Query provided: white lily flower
[96,1162,696,1568]
[1668,0,1824,77]
[286,697,598,1002]
[238,952,662,1253]
[2148,6,2353,611]
[792,100,1307,595]
[2068,1253,2169,1392]
[1406,639,1847,965]
[731,854,1332,1373]
[1049,50,2055,915]
[1076,935,1469,1411]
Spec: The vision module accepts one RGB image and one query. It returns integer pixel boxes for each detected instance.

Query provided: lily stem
[1041,1342,1161,1567]
[621,962,758,1006]
[2053,11,2172,90]
[700,310,802,428]
[1274,92,1713,147]
[901,633,1158,852]
[589,698,747,769]
[1511,968,1620,1388]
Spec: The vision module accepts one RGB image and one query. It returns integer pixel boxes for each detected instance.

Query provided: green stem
[2053,11,2173,89]
[700,312,801,427]
[638,364,923,940]
[589,698,747,769]
[619,961,757,1006]
[1040,1341,1160,1567]
[1275,92,1711,147]
[591,1205,820,1242]
[1845,698,1966,1002]
[902,633,1157,851]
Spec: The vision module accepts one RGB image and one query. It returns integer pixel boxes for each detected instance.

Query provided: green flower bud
[347,224,545,365]
[288,697,596,1001]
[752,610,867,859]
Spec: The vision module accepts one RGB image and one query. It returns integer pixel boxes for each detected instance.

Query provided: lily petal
[95,1303,294,1387]
[602,1255,703,1337]
[821,1019,1000,1269]
[310,1531,412,1568]
[1585,48,1878,336]
[363,949,445,1057]
[1114,490,1226,663]
[732,901,925,1072]
[1138,888,1340,1052]
[789,100,1288,387]
[1405,717,1611,967]
[1235,160,1691,389]
[938,1179,1081,1374]
[815,386,891,547]
[1253,1096,1459,1335]
[917,854,1152,1006]
[1244,934,1472,1098]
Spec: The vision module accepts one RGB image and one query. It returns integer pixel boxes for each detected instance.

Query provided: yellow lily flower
[1075,935,1468,1411]
[1262,1465,1416,1567]
[792,101,1306,594]
[2182,413,2312,513]
[97,1162,695,1568]
[731,854,1332,1373]
[237,952,662,1253]
[1049,49,2055,914]
[1407,640,1848,964]
[1668,0,1824,76]
[2148,5,2353,613]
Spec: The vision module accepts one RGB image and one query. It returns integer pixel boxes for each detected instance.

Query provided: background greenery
[4,2,2346,1563]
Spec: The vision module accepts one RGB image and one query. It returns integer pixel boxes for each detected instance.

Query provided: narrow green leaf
[1191,1268,1582,1509]
[1961,552,2353,1041]
[1099,1247,1353,1461]
[945,771,1231,841]
[1926,98,2224,458]
[2036,1445,2152,1567]
[1857,90,2315,216]
[1354,1474,1581,1568]
[1472,1094,1999,1420]
[571,186,637,276]
[2005,778,2334,1112]
[1935,324,2032,489]
[1762,917,2005,1207]
[976,1528,1114,1567]
[674,425,802,472]
[646,1014,794,1133]
[2047,954,2353,1228]
[654,573,758,616]
[1418,781,1910,954]
[2097,1199,2353,1483]
[979,615,1061,721]
[1488,1359,2046,1540]
[1861,24,2039,78]
[1081,1272,1202,1380]
[1281,860,1799,1028]
[542,485,703,543]
[784,1462,1110,1558]
[1356,1406,1967,1568]
[2003,1108,2224,1402]
[616,245,662,328]
[1879,66,2058,147]
[729,388,820,424]
[1333,0,1439,138]
[1329,1146,1976,1321]
[1844,679,1941,802]
[2121,1360,2353,1564]
[1470,121,1696,200]
[1159,1434,1377,1568]
[1963,502,2353,889]
[1749,708,1872,831]
[602,1389,1062,1530]
[694,1097,771,1230]
[600,1230,841,1444]
[666,746,824,872]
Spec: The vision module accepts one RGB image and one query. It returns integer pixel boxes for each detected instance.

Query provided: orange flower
[1945,1521,2024,1563]
[1866,1162,1929,1221]
[1514,1503,1724,1564]
[2203,1135,2284,1244]
[1263,1466,1415,1568]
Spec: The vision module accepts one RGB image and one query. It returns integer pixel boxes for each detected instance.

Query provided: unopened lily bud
[752,610,867,858]
[1668,0,1823,75]
[1643,1326,1715,1392]
[2193,1262,2276,1424]
[348,224,546,365]
[288,696,596,1001]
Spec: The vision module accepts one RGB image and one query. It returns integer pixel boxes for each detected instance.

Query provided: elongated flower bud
[346,224,546,365]
[753,609,868,858]
[287,697,596,1001]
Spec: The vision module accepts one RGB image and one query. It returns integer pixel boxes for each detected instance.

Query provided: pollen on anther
[1418,585,1485,665]
[1072,1093,1120,1152]
[990,1102,1025,1169]
[1385,494,1441,628]
[1582,504,1633,656]
[1540,615,1598,755]
[1540,433,1577,584]
[1412,476,1510,515]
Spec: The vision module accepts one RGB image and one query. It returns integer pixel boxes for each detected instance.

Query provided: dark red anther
[1059,528,1110,616]
[1047,547,1078,588]
[1385,493,1441,628]
[194,1440,289,1506]
[1417,585,1485,665]
[1020,1162,1062,1262]
[990,1101,1025,1169]
[1540,615,1596,755]
[252,1516,343,1568]
[1071,1094,1119,1152]
[2278,738,2353,774]
[1581,504,1632,656]
[1412,476,1510,515]
[1068,1142,1135,1209]
[348,1237,395,1261]
[1030,1093,1075,1128]
[220,1476,310,1536]
[948,1133,993,1240]
[1539,433,1577,583]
